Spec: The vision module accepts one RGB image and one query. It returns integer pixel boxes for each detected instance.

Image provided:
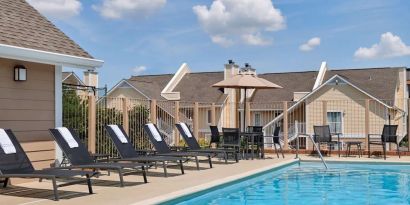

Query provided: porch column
[193,102,199,139]
[122,98,129,135]
[54,65,63,164]
[174,101,180,145]
[88,95,96,153]
[211,103,216,126]
[364,99,370,151]
[150,99,157,124]
[283,101,289,150]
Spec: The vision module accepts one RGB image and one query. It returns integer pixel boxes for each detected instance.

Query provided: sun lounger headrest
[146,123,162,141]
[0,129,16,154]
[108,125,128,143]
[56,127,79,148]
[180,123,193,138]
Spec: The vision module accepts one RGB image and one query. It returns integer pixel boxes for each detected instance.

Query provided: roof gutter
[0,43,104,69]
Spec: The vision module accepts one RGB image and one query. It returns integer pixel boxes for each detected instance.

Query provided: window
[207,109,212,124]
[327,112,343,133]
[254,112,261,126]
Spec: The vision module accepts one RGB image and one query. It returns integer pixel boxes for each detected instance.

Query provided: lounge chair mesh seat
[49,128,148,186]
[143,123,213,170]
[0,129,97,201]
[176,123,239,163]
[105,125,186,177]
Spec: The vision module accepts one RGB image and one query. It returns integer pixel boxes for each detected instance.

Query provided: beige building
[107,61,408,149]
[0,0,103,172]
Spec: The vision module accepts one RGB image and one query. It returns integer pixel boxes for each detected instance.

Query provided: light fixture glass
[14,65,27,81]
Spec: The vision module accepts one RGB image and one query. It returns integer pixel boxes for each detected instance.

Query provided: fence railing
[63,95,409,154]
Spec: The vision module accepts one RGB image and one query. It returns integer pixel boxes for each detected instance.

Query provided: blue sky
[28,0,410,88]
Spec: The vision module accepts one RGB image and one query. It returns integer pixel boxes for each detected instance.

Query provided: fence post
[322,101,327,125]
[283,101,288,150]
[150,99,157,124]
[193,102,199,139]
[365,99,370,151]
[174,101,180,145]
[122,98,129,135]
[211,103,216,126]
[88,95,96,154]
[408,99,410,152]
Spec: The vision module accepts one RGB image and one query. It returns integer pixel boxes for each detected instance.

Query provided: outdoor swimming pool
[162,161,410,205]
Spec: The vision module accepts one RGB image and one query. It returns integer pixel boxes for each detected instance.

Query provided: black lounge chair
[313,125,341,157]
[49,127,148,187]
[368,125,400,160]
[176,123,239,163]
[143,123,213,170]
[0,129,97,201]
[221,128,242,157]
[105,124,186,177]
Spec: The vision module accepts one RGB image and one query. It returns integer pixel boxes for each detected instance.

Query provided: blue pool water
[163,162,410,205]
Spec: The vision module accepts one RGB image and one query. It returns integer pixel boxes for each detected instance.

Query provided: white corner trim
[54,65,63,164]
[0,43,104,69]
[161,63,190,100]
[313,61,328,90]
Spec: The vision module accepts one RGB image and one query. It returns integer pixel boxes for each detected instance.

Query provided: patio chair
[143,123,213,170]
[313,125,341,157]
[368,125,399,160]
[105,124,185,177]
[221,128,242,158]
[49,127,148,187]
[249,126,284,159]
[176,123,239,163]
[209,126,222,147]
[0,129,97,201]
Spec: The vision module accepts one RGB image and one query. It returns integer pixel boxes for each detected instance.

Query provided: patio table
[241,132,263,160]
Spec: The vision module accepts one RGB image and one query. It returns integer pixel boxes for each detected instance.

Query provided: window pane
[327,112,342,133]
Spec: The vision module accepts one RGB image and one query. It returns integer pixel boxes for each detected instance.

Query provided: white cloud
[354,32,410,59]
[193,0,285,46]
[27,0,81,19]
[132,65,147,75]
[299,37,321,52]
[93,0,166,19]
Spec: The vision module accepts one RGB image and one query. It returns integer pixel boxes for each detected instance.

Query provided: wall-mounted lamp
[14,65,27,81]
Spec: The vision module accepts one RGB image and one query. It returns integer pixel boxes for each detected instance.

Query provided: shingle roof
[173,72,227,104]
[252,71,318,102]
[324,67,403,100]
[0,0,93,59]
[126,74,174,100]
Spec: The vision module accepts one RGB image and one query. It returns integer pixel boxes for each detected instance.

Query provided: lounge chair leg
[208,155,213,168]
[118,169,124,187]
[86,174,93,194]
[195,156,200,170]
[163,161,168,177]
[382,143,386,160]
[52,177,59,201]
[274,144,279,158]
[3,178,9,188]
[141,166,148,183]
[179,160,185,174]
[279,143,285,158]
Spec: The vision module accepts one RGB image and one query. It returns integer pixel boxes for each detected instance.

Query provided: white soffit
[0,43,104,70]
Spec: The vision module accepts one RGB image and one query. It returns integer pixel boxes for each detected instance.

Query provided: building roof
[324,67,403,100]
[252,71,318,102]
[126,74,174,100]
[0,0,93,59]
[173,72,227,104]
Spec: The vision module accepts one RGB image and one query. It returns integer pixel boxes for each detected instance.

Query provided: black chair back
[105,125,141,159]
[222,128,241,146]
[273,126,281,143]
[381,125,398,142]
[210,126,221,145]
[49,128,94,165]
[313,125,332,143]
[143,123,172,154]
[0,129,34,174]
[176,123,201,150]
[247,126,263,133]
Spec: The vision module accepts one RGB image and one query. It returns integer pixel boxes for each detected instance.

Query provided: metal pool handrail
[297,133,328,169]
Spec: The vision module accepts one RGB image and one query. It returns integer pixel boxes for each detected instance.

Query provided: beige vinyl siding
[0,57,55,170]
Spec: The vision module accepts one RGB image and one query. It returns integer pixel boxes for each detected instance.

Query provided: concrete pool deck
[2,154,409,205]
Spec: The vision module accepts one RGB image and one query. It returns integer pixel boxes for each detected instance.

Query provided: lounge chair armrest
[1,173,56,180]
